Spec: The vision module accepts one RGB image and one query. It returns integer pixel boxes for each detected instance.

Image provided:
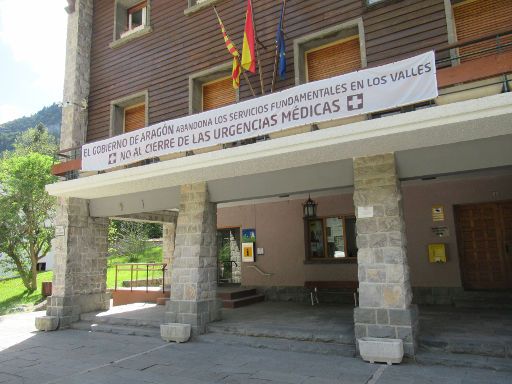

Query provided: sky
[0,0,68,125]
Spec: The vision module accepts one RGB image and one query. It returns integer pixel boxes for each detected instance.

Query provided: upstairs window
[453,0,512,62]
[306,36,361,82]
[202,76,236,112]
[110,91,148,136]
[124,104,146,133]
[189,63,238,114]
[293,19,366,85]
[125,2,147,37]
[111,0,152,48]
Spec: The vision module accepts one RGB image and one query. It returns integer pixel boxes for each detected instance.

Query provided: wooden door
[455,202,512,290]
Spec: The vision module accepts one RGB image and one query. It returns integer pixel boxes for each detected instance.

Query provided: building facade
[40,0,512,358]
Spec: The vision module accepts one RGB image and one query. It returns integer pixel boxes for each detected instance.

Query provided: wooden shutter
[306,36,361,82]
[202,77,236,111]
[453,0,512,62]
[124,104,145,133]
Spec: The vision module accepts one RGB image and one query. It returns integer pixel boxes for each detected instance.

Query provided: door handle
[506,244,510,255]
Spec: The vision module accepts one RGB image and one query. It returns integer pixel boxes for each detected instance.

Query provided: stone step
[70,320,161,338]
[208,322,355,345]
[416,351,512,372]
[90,323,161,338]
[217,288,258,301]
[80,312,162,328]
[418,335,512,359]
[198,333,356,357]
[222,294,265,308]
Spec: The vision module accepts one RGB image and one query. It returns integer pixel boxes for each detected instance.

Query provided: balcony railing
[54,29,512,180]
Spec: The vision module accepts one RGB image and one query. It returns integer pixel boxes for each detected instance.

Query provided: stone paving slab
[1,311,512,384]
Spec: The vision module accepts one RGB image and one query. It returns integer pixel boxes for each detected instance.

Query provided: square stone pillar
[352,153,418,357]
[61,0,93,150]
[165,183,221,334]
[44,197,110,328]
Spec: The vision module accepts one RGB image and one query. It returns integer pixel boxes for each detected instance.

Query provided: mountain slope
[0,104,61,153]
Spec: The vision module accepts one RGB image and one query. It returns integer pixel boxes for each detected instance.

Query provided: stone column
[162,221,177,290]
[60,0,93,150]
[352,153,418,357]
[42,197,110,328]
[165,183,221,334]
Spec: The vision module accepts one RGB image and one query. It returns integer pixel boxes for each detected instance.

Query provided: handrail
[247,265,273,277]
[436,28,512,53]
[114,262,167,293]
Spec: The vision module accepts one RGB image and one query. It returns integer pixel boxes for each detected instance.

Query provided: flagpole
[271,0,286,93]
[250,0,265,95]
[213,6,256,97]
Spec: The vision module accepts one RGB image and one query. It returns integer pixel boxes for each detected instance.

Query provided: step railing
[113,263,167,293]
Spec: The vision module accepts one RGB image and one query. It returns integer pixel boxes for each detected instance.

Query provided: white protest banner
[82,51,437,171]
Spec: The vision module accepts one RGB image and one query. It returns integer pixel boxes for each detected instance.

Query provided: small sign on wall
[242,242,255,262]
[432,205,445,221]
[357,206,374,218]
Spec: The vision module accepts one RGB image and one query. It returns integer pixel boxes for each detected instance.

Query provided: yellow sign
[242,242,255,262]
[428,243,446,263]
[432,205,445,222]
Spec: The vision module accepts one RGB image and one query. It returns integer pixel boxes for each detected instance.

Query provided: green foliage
[108,220,152,263]
[0,103,61,153]
[13,123,58,157]
[0,153,57,292]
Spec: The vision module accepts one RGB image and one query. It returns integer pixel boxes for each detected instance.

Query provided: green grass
[0,271,53,315]
[0,247,164,315]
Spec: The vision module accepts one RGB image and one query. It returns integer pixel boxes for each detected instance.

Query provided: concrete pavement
[0,311,511,384]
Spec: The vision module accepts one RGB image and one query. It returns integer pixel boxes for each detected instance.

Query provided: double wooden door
[455,202,512,290]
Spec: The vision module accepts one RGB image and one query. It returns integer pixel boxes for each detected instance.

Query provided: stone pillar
[352,153,418,357]
[165,183,221,334]
[60,0,93,150]
[43,197,110,328]
[162,221,177,290]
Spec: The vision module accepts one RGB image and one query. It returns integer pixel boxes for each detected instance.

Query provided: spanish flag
[241,0,256,73]
[216,10,241,88]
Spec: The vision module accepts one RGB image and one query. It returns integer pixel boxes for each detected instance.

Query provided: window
[111,0,152,48]
[202,77,237,112]
[306,36,361,82]
[36,262,47,272]
[124,2,147,38]
[189,63,238,114]
[453,0,512,62]
[293,19,366,85]
[124,103,146,132]
[185,0,222,16]
[110,91,148,136]
[306,216,358,261]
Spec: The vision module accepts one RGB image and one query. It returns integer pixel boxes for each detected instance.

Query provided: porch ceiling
[48,93,512,217]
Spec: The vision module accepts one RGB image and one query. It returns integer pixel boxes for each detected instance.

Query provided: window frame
[304,215,358,264]
[189,62,239,114]
[110,90,149,137]
[110,0,152,49]
[293,18,367,86]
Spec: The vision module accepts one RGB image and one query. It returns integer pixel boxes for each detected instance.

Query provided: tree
[108,220,151,263]
[0,153,56,291]
[13,123,58,157]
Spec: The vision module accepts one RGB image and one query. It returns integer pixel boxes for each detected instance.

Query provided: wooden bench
[304,281,359,307]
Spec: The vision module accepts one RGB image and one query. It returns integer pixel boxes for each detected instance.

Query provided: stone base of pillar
[165,299,221,335]
[354,305,418,357]
[46,293,111,328]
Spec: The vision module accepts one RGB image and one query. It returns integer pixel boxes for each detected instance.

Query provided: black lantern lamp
[303,194,317,218]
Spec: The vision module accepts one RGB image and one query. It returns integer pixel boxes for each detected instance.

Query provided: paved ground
[1,311,512,384]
